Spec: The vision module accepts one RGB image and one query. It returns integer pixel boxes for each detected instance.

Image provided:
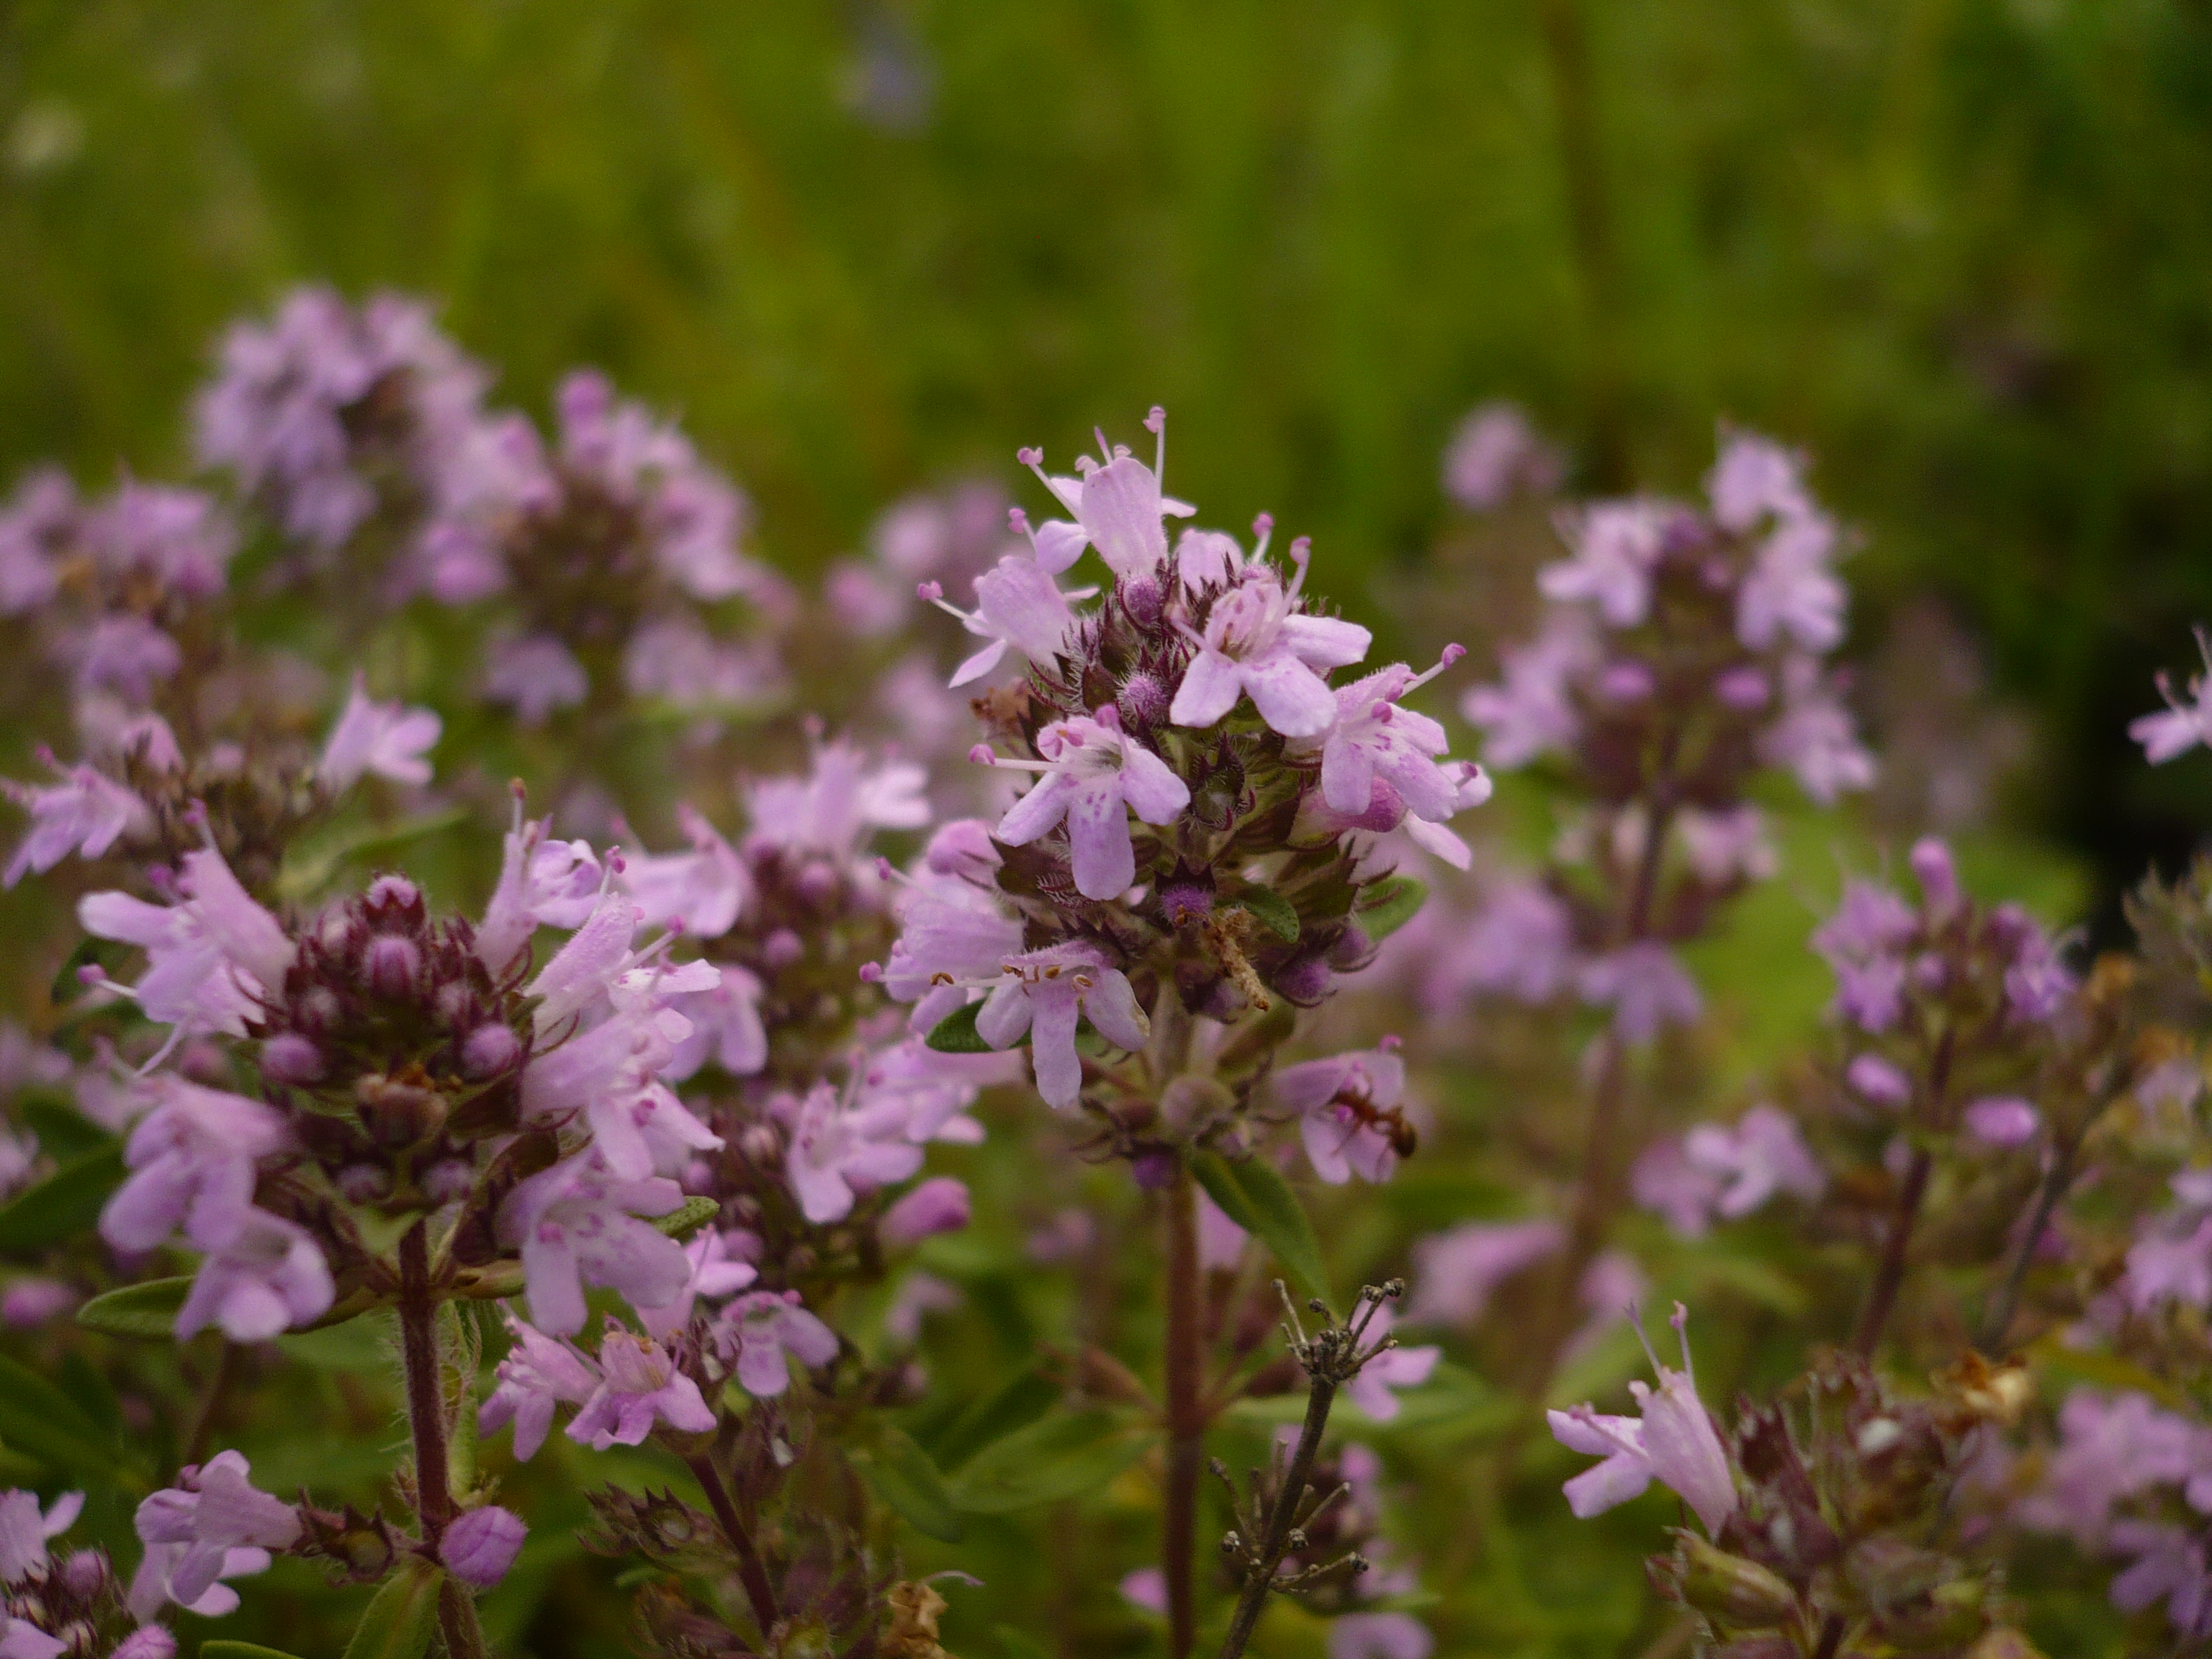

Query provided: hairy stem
[688,1452,781,1640]
[1853,1146,1932,1357]
[1217,1372,1339,1659]
[1164,1161,1205,1659]
[397,1223,452,1537]
[1978,1135,2079,1355]
[438,1576,490,1659]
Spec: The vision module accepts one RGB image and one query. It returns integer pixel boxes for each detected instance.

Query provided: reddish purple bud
[1596,662,1656,703]
[881,1178,971,1247]
[1272,953,1334,1007]
[261,1033,325,1086]
[1120,572,1164,626]
[58,1550,109,1599]
[1130,1151,1179,1190]
[1117,672,1170,729]
[1712,667,1771,711]
[763,929,805,969]
[1158,883,1212,927]
[1963,1097,2040,1148]
[337,1164,392,1205]
[421,1160,475,1205]
[364,933,421,997]
[1908,837,1960,916]
[440,1503,526,1589]
[365,873,421,914]
[461,1022,523,1079]
[1845,1053,1910,1107]
[1,1277,77,1328]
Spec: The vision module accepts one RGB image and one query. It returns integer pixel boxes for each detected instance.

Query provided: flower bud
[364,933,422,998]
[1961,1097,2039,1148]
[763,928,805,968]
[1272,953,1333,1007]
[881,1178,971,1247]
[461,1022,523,1079]
[1,1277,77,1329]
[1597,661,1656,703]
[337,1164,393,1205]
[440,1504,526,1589]
[421,1159,475,1205]
[1845,1053,1910,1107]
[1158,881,1211,926]
[58,1550,107,1598]
[364,873,422,915]
[1159,1075,1234,1133]
[1118,671,1171,732]
[1130,1150,1179,1190]
[1908,837,1961,917]
[354,1073,446,1149]
[262,1032,326,1086]
[796,861,840,905]
[1712,667,1771,711]
[1119,573,1164,628]
[1669,1532,1799,1633]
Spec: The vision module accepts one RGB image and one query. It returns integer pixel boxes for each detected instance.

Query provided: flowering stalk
[395,1224,487,1659]
[1162,1159,1205,1659]
[683,1452,780,1638]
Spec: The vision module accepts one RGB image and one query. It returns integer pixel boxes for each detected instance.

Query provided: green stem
[1164,1162,1205,1659]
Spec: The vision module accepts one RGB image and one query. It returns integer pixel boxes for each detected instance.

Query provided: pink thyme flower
[1761,656,1875,804]
[1632,1105,1824,1238]
[2110,1521,2212,1643]
[0,1491,81,1584]
[1170,541,1371,738]
[475,809,604,976]
[662,964,768,1082]
[881,858,1025,1033]
[1707,431,1814,531]
[1,755,148,888]
[1737,511,1845,655]
[99,1076,290,1253]
[1538,500,1668,626]
[0,468,69,617]
[884,1271,964,1343]
[1016,413,1195,578]
[922,554,1088,687]
[779,1078,927,1225]
[620,805,752,940]
[131,1452,298,1617]
[78,844,293,1039]
[709,1289,841,1398]
[974,941,1148,1110]
[745,739,929,862]
[1460,610,1596,768]
[636,1228,760,1343]
[567,1322,716,1449]
[174,1209,335,1341]
[1547,1303,1736,1535]
[1961,1096,2041,1148]
[1298,654,1467,824]
[479,1309,602,1460]
[484,634,589,724]
[1442,401,1561,513]
[315,674,441,792]
[984,706,1190,901]
[2134,631,2212,764]
[1407,1220,1565,1326]
[1578,943,1702,1043]
[881,1177,971,1247]
[495,1152,693,1336]
[1273,1043,1414,1186]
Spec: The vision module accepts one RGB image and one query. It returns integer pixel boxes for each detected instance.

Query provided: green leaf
[278,807,468,903]
[1354,875,1428,943]
[0,1352,127,1478]
[1190,1153,1328,1302]
[947,1410,1148,1514]
[854,1426,965,1542]
[926,1367,1061,1473]
[1228,885,1300,943]
[202,1644,314,1659]
[18,1095,111,1162]
[995,1627,1058,1659]
[75,1276,191,1339]
[343,1554,444,1659]
[0,1143,125,1255]
[924,999,995,1053]
[652,1195,721,1238]
[276,1310,395,1371]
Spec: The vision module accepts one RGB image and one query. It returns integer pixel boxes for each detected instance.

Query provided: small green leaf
[948,1410,1148,1514]
[202,1644,314,1659]
[925,1000,997,1053]
[76,1277,192,1339]
[854,1426,964,1542]
[0,1143,125,1254]
[18,1096,110,1162]
[995,1627,1058,1659]
[278,808,468,903]
[0,1352,127,1478]
[926,1367,1061,1473]
[343,1554,444,1659]
[1190,1153,1328,1302]
[350,1208,421,1258]
[652,1195,721,1238]
[1228,886,1300,943]
[1354,875,1428,943]
[276,1310,395,1371]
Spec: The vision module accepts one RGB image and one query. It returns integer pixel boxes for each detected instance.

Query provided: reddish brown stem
[688,1452,781,1640]
[397,1223,451,1537]
[1163,1161,1205,1659]
[1853,1147,1932,1357]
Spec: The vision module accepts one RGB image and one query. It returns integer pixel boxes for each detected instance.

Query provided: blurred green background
[5,0,2212,912]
